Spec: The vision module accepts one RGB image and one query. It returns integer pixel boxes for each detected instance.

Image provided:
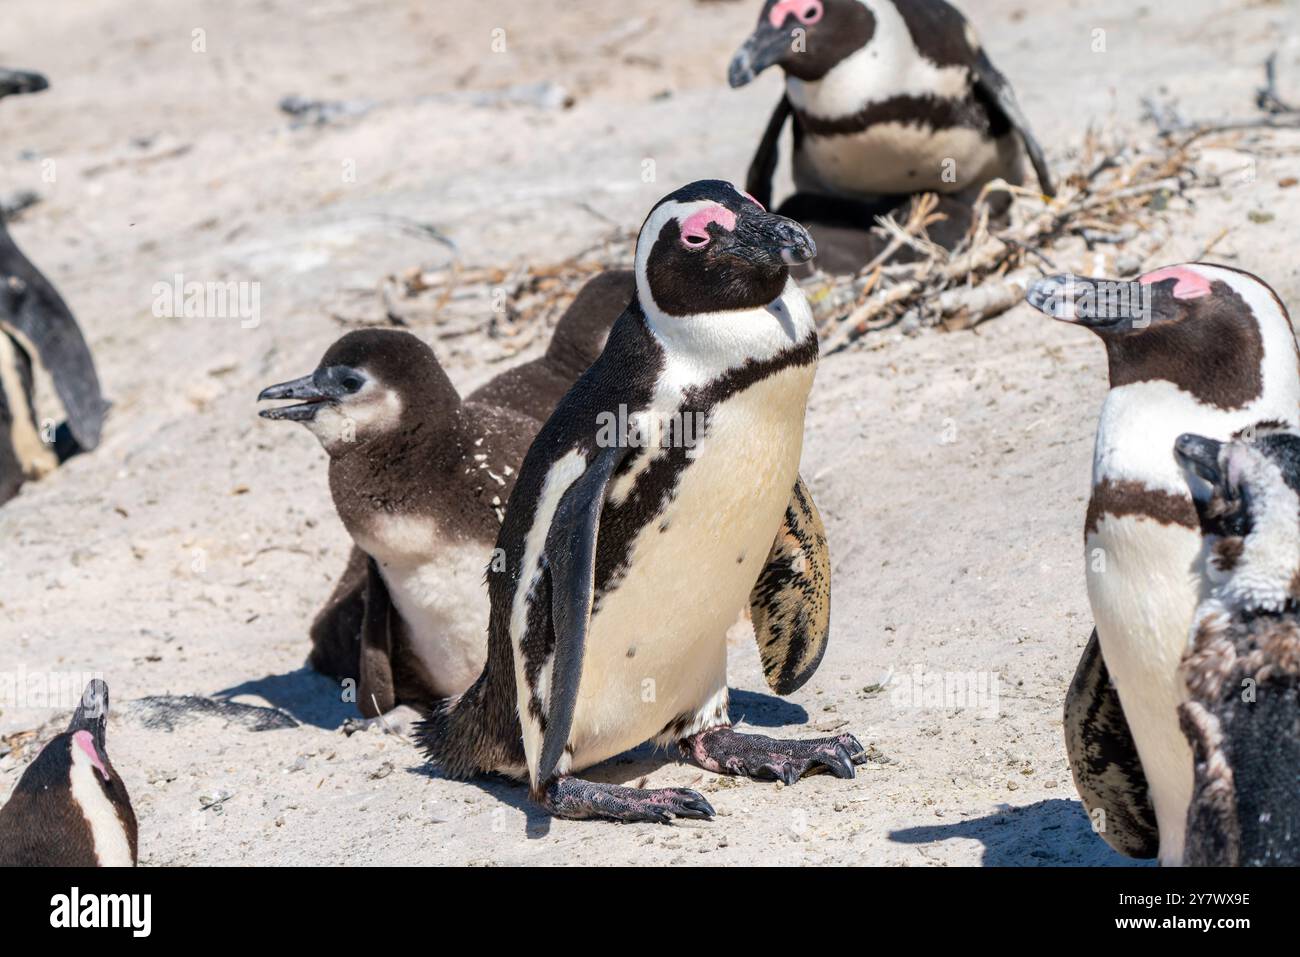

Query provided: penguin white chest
[358,516,491,698]
[566,364,816,772]
[798,124,1005,197]
[1086,518,1200,864]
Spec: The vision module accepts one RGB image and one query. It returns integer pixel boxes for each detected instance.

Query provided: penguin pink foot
[681,726,866,784]
[541,777,715,824]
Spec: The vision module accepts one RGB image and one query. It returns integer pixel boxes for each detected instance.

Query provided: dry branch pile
[341,59,1298,359]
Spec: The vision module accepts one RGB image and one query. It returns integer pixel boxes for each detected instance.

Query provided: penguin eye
[341,375,364,393]
[798,1,822,24]
[680,230,711,250]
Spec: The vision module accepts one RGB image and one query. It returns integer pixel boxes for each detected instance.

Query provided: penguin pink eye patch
[770,0,823,27]
[72,730,110,781]
[679,206,737,248]
[1139,266,1212,300]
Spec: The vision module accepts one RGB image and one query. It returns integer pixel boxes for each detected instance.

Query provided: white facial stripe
[304,388,404,449]
[786,0,970,119]
[69,743,133,867]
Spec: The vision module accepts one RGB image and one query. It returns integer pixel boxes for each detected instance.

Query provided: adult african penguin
[0,69,106,504]
[420,180,858,823]
[728,0,1054,272]
[0,680,138,866]
[1174,429,1300,866]
[259,329,542,716]
[1026,264,1300,864]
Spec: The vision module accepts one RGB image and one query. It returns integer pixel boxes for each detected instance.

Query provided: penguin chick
[1174,430,1300,867]
[258,329,541,716]
[0,679,138,867]
[420,180,857,824]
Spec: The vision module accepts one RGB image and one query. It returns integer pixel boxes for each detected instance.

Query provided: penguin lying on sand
[1026,264,1300,864]
[0,71,106,505]
[1175,429,1300,867]
[0,679,138,867]
[420,180,859,823]
[259,329,542,717]
[728,0,1054,273]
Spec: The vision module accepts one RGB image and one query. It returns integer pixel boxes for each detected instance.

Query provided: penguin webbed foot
[540,776,715,824]
[682,727,866,785]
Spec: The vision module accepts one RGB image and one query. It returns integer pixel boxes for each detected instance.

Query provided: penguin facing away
[259,329,545,716]
[420,180,858,823]
[1174,429,1300,867]
[0,679,138,867]
[729,0,1054,209]
[1026,264,1300,864]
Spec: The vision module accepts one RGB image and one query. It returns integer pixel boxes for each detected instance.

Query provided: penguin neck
[635,278,816,388]
[785,0,970,120]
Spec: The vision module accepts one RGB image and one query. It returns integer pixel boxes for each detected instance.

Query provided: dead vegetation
[335,58,1300,358]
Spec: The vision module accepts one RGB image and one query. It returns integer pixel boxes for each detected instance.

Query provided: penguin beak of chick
[67,679,110,755]
[1174,433,1225,486]
[0,68,50,98]
[258,373,331,422]
[732,209,817,267]
[1025,273,1148,332]
[728,25,793,87]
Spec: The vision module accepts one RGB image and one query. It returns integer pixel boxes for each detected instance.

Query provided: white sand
[2,0,1299,865]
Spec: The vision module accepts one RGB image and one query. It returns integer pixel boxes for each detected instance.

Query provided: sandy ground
[2,0,1300,866]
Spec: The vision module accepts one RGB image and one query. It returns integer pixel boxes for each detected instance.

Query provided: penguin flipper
[0,225,106,450]
[969,51,1055,198]
[357,557,397,718]
[536,444,631,784]
[750,475,831,695]
[1063,629,1159,858]
[744,95,792,210]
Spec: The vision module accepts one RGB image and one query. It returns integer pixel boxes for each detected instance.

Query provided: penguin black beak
[733,209,816,266]
[67,679,110,754]
[1174,433,1224,486]
[258,374,331,422]
[0,68,50,99]
[1025,273,1150,332]
[728,26,795,87]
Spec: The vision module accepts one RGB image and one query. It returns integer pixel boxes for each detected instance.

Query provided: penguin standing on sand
[1174,429,1300,867]
[728,0,1053,271]
[0,680,138,867]
[421,180,857,822]
[0,68,106,504]
[1026,264,1300,864]
[258,329,542,716]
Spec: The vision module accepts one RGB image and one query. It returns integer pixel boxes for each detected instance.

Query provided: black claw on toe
[684,727,869,785]
[541,777,716,824]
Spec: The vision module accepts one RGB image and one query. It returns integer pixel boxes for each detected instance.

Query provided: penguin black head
[729,0,875,86]
[0,68,50,100]
[1175,431,1300,866]
[257,329,460,452]
[0,679,139,867]
[635,180,814,320]
[1026,264,1294,410]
